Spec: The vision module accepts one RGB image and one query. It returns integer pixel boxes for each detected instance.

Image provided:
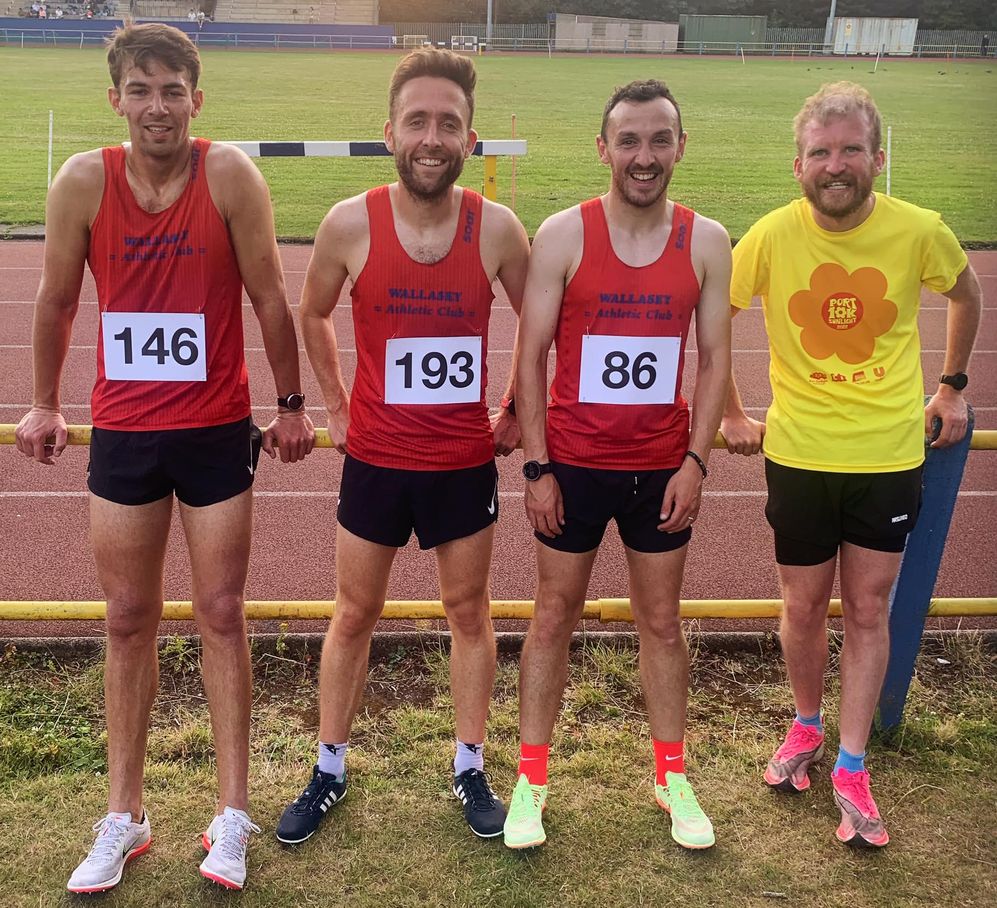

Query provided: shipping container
[832,18,918,56]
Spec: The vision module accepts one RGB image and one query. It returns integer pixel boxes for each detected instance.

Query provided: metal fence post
[877,405,975,731]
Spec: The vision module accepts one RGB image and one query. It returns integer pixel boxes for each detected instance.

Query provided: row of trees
[379,1,996,30]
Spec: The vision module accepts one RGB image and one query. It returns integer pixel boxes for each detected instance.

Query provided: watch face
[282,393,305,411]
[523,461,541,481]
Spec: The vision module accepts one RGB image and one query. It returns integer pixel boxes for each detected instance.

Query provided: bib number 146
[102,312,207,382]
[579,334,680,405]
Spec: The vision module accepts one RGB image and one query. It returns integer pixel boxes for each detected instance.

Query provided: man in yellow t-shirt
[721,82,982,848]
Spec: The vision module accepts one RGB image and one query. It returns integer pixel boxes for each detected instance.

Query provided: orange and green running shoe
[764,720,825,792]
[832,768,889,848]
[655,772,715,850]
[502,773,548,850]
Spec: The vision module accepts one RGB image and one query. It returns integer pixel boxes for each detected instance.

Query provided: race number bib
[385,336,481,405]
[578,334,680,405]
[102,312,207,382]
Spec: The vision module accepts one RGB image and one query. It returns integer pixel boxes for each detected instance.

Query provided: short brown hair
[794,81,882,154]
[601,80,682,140]
[388,48,476,126]
[106,23,201,90]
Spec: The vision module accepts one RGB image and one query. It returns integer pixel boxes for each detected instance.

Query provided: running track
[0,243,994,638]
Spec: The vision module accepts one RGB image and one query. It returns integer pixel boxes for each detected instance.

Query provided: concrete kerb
[4,629,995,662]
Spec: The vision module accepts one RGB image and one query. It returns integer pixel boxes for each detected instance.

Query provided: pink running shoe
[832,768,889,847]
[763,720,825,792]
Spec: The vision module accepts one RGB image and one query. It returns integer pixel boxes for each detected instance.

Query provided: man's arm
[719,306,766,455]
[925,263,982,448]
[298,198,364,455]
[482,201,530,456]
[517,210,579,537]
[15,152,99,465]
[658,216,732,532]
[209,144,314,463]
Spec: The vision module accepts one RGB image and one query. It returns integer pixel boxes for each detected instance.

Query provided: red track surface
[1,242,994,638]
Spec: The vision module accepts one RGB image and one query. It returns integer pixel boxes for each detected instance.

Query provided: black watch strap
[523,460,554,482]
[939,373,968,391]
[278,392,305,411]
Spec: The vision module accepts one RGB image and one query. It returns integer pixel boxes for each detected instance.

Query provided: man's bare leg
[180,489,253,814]
[90,493,173,819]
[518,542,598,746]
[625,544,688,742]
[777,557,838,718]
[319,525,398,743]
[437,524,497,744]
[837,543,902,754]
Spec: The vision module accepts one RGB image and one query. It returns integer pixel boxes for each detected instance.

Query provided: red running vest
[88,138,250,430]
[347,186,495,470]
[547,198,700,470]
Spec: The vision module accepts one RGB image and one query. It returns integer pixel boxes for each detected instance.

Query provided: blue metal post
[877,405,975,730]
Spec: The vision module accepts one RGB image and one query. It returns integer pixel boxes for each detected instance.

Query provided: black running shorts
[337,454,499,550]
[87,416,261,508]
[764,458,923,566]
[536,462,691,555]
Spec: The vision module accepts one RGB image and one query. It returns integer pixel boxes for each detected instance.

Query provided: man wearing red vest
[15,23,314,892]
[504,80,732,850]
[276,48,529,845]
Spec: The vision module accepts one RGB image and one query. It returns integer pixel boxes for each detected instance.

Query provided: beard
[612,164,670,209]
[802,173,875,222]
[395,151,465,203]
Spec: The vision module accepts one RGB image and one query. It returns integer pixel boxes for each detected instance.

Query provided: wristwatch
[278,393,305,411]
[523,460,553,482]
[939,373,968,391]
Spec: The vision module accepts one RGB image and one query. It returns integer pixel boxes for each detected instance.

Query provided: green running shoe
[502,773,548,849]
[655,772,715,850]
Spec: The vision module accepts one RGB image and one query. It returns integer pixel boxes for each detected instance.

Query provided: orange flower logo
[788,263,897,364]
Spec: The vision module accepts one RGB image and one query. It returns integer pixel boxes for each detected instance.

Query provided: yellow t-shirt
[731,194,967,472]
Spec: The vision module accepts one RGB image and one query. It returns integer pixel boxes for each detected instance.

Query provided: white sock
[454,740,484,775]
[318,741,348,779]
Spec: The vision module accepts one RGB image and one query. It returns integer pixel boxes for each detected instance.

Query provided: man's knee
[842,594,889,634]
[105,598,161,643]
[637,607,684,647]
[443,589,491,638]
[330,596,383,642]
[529,592,584,648]
[194,592,247,639]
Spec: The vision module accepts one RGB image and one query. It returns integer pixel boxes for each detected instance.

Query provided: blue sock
[795,710,824,732]
[318,741,348,780]
[834,745,866,774]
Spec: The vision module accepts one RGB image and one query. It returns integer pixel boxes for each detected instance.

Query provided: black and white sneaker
[275,766,348,844]
[453,768,506,838]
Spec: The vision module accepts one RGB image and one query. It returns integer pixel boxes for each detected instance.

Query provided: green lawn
[1,48,995,240]
[0,634,995,907]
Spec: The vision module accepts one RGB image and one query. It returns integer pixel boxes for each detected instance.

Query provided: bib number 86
[579,334,680,405]
[602,350,657,390]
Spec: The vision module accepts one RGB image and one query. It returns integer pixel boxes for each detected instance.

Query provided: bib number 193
[102,312,207,382]
[578,334,680,405]
[385,336,481,405]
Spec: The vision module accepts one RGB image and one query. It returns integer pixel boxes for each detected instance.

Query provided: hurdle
[224,140,528,203]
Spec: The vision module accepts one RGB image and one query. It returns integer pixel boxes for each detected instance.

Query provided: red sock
[653,738,684,785]
[517,742,550,786]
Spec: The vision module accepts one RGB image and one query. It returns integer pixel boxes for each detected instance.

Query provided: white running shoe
[199,806,261,890]
[66,810,151,893]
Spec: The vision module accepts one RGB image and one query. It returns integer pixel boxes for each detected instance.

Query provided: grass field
[1,48,995,241]
[0,635,994,907]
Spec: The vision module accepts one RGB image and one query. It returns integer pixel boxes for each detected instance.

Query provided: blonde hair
[793,82,882,154]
